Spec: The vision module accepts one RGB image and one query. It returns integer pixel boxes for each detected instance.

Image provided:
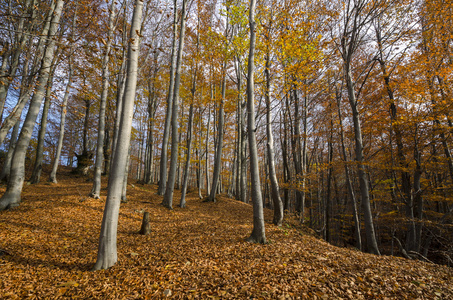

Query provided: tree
[246,0,266,244]
[49,5,78,183]
[29,70,56,184]
[157,1,179,196]
[93,0,143,270]
[162,0,188,209]
[90,0,117,199]
[337,0,381,255]
[262,5,283,226]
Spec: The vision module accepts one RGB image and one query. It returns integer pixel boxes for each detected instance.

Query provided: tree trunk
[325,125,334,243]
[180,103,194,208]
[157,1,178,195]
[0,0,64,211]
[180,38,198,206]
[264,52,283,226]
[246,0,266,244]
[239,68,247,204]
[144,58,159,184]
[75,98,93,176]
[281,106,291,211]
[336,90,362,250]
[205,105,211,195]
[345,67,380,255]
[29,70,55,184]
[162,0,187,209]
[206,77,226,202]
[139,212,151,235]
[92,0,143,270]
[90,0,116,199]
[49,29,75,183]
[110,3,128,172]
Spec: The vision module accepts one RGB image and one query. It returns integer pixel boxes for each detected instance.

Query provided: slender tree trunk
[345,66,380,255]
[0,0,64,211]
[162,0,187,209]
[110,3,128,172]
[144,61,159,184]
[206,77,226,202]
[49,42,75,183]
[205,105,211,195]
[157,2,178,195]
[236,60,247,204]
[180,103,194,208]
[264,52,283,226]
[180,34,199,206]
[336,91,362,250]
[325,126,334,243]
[246,0,266,244]
[92,0,143,270]
[413,133,423,253]
[91,0,116,198]
[281,106,290,210]
[29,71,55,184]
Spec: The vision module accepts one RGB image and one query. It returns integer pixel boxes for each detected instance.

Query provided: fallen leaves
[0,170,452,299]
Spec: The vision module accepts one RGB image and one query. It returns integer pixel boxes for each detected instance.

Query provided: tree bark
[162,0,187,209]
[90,0,116,199]
[206,77,226,202]
[157,1,178,195]
[180,38,198,206]
[246,0,266,244]
[92,0,143,270]
[264,52,283,226]
[345,67,380,255]
[29,70,55,184]
[336,89,362,250]
[180,103,194,208]
[49,30,75,183]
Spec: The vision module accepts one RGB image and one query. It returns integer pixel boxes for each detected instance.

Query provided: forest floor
[0,170,452,299]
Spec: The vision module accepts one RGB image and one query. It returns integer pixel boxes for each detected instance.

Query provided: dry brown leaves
[0,171,452,299]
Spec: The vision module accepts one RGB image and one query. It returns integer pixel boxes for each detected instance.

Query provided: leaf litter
[0,171,451,299]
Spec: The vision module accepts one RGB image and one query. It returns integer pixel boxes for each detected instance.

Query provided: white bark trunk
[162,0,187,209]
[246,0,266,243]
[206,77,226,202]
[91,0,116,198]
[29,71,54,184]
[157,1,178,195]
[93,0,143,270]
[49,44,75,183]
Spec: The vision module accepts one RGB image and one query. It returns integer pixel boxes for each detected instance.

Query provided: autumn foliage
[0,170,451,299]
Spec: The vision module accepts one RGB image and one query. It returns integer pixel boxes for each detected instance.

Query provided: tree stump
[139,211,151,235]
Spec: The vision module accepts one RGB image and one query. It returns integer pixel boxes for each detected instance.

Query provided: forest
[0,0,452,284]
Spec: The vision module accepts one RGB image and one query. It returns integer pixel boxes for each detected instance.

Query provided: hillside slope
[0,172,451,299]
